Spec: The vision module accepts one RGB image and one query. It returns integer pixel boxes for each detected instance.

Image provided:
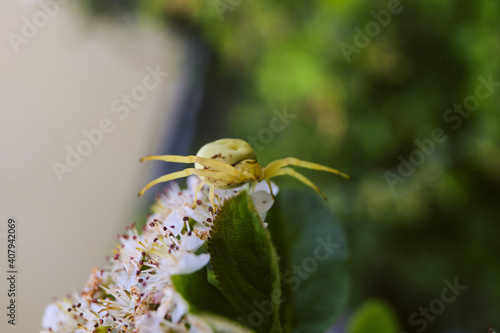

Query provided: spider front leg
[138,168,198,197]
[140,155,239,176]
[139,168,235,198]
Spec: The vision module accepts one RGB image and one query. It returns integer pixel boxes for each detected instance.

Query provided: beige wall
[0,2,187,332]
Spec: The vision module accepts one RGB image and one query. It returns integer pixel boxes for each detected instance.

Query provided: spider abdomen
[195,138,256,169]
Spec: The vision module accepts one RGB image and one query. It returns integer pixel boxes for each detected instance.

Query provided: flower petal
[171,252,210,275]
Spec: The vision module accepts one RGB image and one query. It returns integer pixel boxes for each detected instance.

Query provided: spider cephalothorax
[139,138,349,208]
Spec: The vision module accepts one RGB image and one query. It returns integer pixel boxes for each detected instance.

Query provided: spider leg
[209,185,216,210]
[266,167,327,200]
[265,178,275,199]
[140,155,239,176]
[139,168,197,197]
[265,157,350,179]
[139,168,234,197]
[192,180,206,209]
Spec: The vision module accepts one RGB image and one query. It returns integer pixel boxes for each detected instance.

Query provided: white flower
[179,231,206,252]
[115,226,144,262]
[112,259,140,290]
[160,286,189,323]
[41,302,78,333]
[41,175,278,332]
[135,312,164,333]
[142,236,210,276]
[251,180,279,220]
[171,252,210,275]
[41,293,102,333]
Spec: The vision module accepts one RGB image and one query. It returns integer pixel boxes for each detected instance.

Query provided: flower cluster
[41,176,277,333]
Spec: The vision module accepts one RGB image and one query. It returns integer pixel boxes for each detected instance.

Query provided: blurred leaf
[347,299,399,333]
[267,189,349,333]
[208,191,282,333]
[256,47,325,104]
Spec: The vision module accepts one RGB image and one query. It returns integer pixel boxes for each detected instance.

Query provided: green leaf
[347,299,400,333]
[207,191,282,333]
[267,189,349,333]
[172,266,239,321]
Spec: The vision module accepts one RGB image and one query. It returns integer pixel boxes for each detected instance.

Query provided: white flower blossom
[41,176,277,332]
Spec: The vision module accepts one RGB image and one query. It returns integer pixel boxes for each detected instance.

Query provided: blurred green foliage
[347,299,400,333]
[86,0,500,331]
[268,189,349,332]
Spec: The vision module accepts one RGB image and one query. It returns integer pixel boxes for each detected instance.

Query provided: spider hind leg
[265,157,350,179]
[266,167,327,200]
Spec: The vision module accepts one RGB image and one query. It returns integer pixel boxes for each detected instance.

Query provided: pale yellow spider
[138,138,349,208]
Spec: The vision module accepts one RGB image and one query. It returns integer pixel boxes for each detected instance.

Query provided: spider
[138,138,349,208]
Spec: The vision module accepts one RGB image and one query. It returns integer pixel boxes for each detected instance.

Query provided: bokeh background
[1,0,499,332]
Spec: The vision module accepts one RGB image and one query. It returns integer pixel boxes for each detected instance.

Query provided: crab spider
[138,138,349,209]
